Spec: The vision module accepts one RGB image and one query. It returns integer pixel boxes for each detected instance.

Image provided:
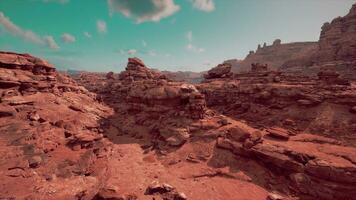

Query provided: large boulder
[204,63,232,79]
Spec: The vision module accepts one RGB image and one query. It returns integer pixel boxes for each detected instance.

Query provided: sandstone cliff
[282,4,356,80]
[231,40,318,72]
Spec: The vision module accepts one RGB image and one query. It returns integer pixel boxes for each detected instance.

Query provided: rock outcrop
[204,63,233,80]
[317,4,356,63]
[0,52,113,200]
[216,125,356,200]
[282,4,356,80]
[198,63,356,145]
[76,58,208,150]
[231,41,318,72]
[119,57,166,81]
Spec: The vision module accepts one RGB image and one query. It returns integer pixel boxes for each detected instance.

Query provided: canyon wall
[231,40,318,73]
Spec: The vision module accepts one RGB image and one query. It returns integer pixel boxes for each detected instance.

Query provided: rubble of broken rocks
[0,51,113,199]
[74,57,356,200]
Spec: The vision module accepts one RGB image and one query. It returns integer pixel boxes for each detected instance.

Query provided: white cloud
[83,31,92,38]
[0,12,59,49]
[97,20,107,33]
[186,31,193,42]
[61,33,76,43]
[108,0,180,23]
[190,0,215,12]
[44,36,60,49]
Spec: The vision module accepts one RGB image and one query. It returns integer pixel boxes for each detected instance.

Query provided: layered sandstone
[198,64,356,145]
[203,63,233,81]
[231,40,318,72]
[317,4,356,63]
[0,52,113,200]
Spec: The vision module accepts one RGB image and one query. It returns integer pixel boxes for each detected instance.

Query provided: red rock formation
[198,64,356,145]
[251,63,268,72]
[106,71,115,79]
[0,52,113,199]
[74,57,356,200]
[232,40,318,72]
[282,4,356,80]
[204,63,233,80]
[119,57,166,81]
[317,4,356,62]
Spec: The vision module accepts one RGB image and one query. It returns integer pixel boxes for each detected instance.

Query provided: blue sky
[0,0,355,72]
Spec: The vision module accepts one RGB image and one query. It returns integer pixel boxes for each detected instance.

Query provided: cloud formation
[108,0,180,23]
[0,12,59,49]
[97,20,107,33]
[190,0,215,12]
[61,33,76,43]
[44,36,60,49]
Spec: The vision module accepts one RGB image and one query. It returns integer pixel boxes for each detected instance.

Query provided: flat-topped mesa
[119,57,167,81]
[204,63,233,80]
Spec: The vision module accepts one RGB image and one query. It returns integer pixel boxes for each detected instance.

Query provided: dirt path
[103,132,272,200]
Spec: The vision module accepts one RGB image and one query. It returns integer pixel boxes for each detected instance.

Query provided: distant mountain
[161,70,205,83]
